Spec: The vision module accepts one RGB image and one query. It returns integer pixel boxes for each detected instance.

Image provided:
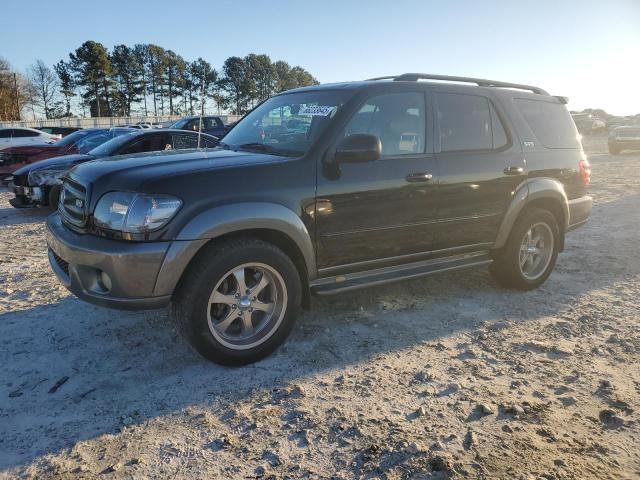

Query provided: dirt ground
[0,134,638,479]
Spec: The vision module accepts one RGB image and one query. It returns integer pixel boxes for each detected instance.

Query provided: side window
[12,129,39,138]
[171,132,200,149]
[515,98,580,149]
[344,92,426,156]
[185,119,200,132]
[436,93,495,152]
[0,130,11,138]
[490,104,508,149]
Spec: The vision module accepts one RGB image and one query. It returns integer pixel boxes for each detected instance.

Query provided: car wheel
[48,185,61,209]
[489,208,559,291]
[172,238,302,366]
[608,144,621,155]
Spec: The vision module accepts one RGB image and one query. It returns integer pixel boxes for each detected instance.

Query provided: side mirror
[334,134,382,163]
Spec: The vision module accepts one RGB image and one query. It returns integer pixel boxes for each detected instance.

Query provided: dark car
[170,116,228,137]
[10,129,218,208]
[46,73,592,366]
[608,126,640,154]
[36,126,82,138]
[0,128,134,181]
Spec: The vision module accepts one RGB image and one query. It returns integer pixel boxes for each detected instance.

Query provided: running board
[310,251,493,296]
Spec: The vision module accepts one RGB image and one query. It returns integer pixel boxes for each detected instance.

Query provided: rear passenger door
[432,89,524,252]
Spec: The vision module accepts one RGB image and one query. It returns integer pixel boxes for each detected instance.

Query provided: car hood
[69,148,289,188]
[13,154,94,175]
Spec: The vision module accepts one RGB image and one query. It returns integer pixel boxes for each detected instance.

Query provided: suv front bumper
[46,212,173,310]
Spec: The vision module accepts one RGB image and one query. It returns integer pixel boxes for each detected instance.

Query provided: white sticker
[298,105,335,116]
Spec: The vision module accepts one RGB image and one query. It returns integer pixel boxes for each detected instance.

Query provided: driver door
[315,90,439,272]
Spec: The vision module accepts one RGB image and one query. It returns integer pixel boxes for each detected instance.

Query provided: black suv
[46,73,592,365]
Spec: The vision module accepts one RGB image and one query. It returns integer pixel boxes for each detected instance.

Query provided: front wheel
[172,239,302,366]
[490,208,559,290]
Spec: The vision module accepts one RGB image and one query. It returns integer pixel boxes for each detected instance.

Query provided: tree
[145,44,166,116]
[163,50,186,115]
[27,60,60,119]
[110,44,144,116]
[220,56,251,114]
[274,61,318,92]
[0,57,25,121]
[188,58,217,115]
[54,60,75,117]
[69,41,113,117]
[244,54,276,105]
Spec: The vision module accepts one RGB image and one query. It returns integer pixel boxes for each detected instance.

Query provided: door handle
[406,172,433,183]
[503,166,524,175]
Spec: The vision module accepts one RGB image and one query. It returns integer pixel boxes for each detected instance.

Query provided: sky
[2,0,639,115]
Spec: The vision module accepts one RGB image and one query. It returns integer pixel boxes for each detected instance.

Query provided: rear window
[515,98,580,149]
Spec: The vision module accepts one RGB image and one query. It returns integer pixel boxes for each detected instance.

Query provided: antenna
[197,72,205,149]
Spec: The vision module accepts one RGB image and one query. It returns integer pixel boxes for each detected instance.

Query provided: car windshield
[55,130,91,148]
[75,129,133,154]
[88,131,141,156]
[221,90,349,156]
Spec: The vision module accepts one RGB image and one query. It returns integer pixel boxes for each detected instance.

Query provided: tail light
[579,158,591,186]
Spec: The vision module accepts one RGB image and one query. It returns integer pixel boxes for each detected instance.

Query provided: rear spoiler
[553,96,569,104]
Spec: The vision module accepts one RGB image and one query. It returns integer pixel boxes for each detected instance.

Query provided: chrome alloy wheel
[207,263,287,350]
[518,222,554,281]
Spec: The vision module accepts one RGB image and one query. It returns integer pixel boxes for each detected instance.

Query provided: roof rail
[366,73,549,95]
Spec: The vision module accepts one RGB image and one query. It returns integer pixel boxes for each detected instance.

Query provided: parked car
[10,129,219,208]
[36,126,82,138]
[608,126,640,154]
[0,127,58,152]
[0,127,134,182]
[170,116,228,137]
[46,73,592,365]
[571,113,606,135]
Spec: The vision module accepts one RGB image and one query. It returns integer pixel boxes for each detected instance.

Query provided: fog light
[100,271,112,291]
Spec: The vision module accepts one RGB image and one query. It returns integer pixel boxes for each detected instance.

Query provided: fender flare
[153,202,316,298]
[493,178,569,250]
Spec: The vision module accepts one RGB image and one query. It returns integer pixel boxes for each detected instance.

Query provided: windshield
[75,129,133,154]
[222,90,348,156]
[88,131,140,156]
[55,130,91,148]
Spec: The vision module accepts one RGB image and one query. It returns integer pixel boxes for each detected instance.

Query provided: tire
[48,185,61,209]
[172,238,302,366]
[489,208,559,291]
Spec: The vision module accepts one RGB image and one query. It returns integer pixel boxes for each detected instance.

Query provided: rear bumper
[567,195,592,232]
[46,212,173,310]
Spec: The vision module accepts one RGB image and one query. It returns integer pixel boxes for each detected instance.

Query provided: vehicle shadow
[0,205,51,227]
[0,192,638,472]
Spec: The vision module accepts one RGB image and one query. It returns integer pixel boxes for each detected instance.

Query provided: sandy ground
[0,134,638,479]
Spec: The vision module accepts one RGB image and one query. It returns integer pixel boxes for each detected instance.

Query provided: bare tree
[27,59,60,119]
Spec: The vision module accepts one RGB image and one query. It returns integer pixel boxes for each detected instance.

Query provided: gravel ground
[0,134,638,479]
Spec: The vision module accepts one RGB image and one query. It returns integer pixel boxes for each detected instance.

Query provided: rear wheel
[490,208,559,290]
[172,239,302,366]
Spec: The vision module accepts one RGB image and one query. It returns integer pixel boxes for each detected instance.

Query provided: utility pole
[13,73,20,120]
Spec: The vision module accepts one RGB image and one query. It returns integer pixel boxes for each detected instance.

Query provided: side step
[310,251,492,296]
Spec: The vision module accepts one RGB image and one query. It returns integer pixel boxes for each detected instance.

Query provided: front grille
[50,249,70,276]
[59,178,89,227]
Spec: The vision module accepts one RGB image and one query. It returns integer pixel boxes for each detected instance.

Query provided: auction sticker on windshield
[298,105,335,116]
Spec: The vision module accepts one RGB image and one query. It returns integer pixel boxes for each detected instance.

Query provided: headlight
[28,165,70,186]
[93,192,182,234]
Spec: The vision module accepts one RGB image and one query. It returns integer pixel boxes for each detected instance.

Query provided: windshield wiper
[236,143,301,157]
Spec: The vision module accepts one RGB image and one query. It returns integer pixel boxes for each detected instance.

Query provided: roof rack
[366,73,549,95]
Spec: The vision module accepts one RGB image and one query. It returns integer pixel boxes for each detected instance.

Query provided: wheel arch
[154,202,316,307]
[493,178,569,251]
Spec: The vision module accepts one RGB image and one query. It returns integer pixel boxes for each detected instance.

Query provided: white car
[0,127,58,150]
